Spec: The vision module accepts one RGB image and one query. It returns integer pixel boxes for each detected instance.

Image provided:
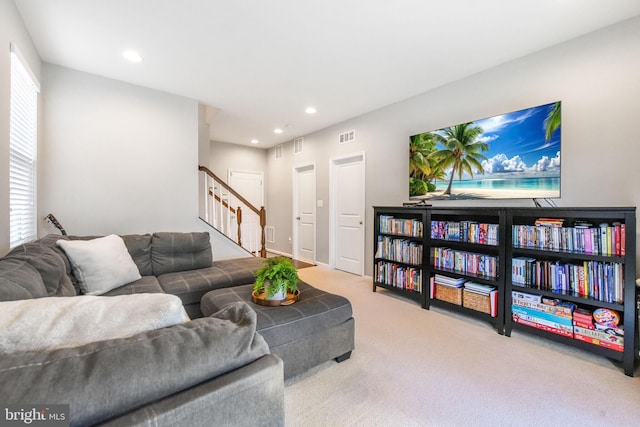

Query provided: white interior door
[293,164,315,263]
[228,170,263,255]
[331,153,365,275]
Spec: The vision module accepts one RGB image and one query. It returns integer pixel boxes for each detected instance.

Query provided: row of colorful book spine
[374,261,422,292]
[378,215,423,237]
[431,220,499,246]
[511,257,624,303]
[431,247,498,279]
[511,291,624,352]
[374,236,423,265]
[512,222,626,256]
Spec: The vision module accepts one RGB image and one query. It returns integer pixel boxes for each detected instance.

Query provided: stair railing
[199,165,266,257]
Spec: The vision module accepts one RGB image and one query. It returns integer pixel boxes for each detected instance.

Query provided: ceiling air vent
[339,130,356,144]
[275,144,283,159]
[293,137,304,154]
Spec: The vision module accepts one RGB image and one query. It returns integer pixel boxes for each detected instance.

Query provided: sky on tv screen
[474,102,560,176]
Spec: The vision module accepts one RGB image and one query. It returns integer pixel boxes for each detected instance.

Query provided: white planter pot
[264,281,287,301]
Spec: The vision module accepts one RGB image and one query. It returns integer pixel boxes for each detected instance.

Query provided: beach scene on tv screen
[409,101,561,200]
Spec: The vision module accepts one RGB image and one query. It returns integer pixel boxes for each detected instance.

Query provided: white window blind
[9,46,39,248]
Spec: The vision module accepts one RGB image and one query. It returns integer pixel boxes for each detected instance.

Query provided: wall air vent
[275,144,283,159]
[339,130,356,144]
[294,137,304,154]
[265,226,275,243]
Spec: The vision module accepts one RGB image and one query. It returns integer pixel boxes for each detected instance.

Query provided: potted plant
[253,256,300,301]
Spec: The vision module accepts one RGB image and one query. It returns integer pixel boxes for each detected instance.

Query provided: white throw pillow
[57,235,142,295]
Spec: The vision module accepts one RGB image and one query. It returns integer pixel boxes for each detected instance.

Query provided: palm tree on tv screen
[409,132,446,195]
[544,101,561,141]
[433,123,489,196]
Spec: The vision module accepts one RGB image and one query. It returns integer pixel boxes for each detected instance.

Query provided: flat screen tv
[409,101,561,201]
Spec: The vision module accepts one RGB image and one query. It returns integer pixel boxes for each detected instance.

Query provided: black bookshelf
[373,207,427,305]
[371,206,638,376]
[425,207,506,335]
[505,207,637,376]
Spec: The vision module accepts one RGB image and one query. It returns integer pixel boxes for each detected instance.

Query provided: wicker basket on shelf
[462,289,491,314]
[434,283,463,305]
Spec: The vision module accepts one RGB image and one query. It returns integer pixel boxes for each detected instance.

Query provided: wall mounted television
[409,101,561,201]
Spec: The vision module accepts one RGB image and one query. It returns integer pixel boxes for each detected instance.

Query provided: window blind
[9,47,39,248]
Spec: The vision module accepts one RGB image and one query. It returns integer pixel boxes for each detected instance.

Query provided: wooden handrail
[199,165,261,216]
[210,191,237,214]
[200,165,267,258]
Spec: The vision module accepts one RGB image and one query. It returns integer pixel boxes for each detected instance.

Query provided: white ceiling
[13,0,640,148]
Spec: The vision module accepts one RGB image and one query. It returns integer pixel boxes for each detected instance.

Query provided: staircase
[198,166,267,257]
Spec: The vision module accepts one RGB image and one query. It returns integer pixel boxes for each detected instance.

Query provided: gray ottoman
[201,282,354,380]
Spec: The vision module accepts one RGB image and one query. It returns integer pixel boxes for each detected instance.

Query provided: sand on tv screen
[409,101,561,201]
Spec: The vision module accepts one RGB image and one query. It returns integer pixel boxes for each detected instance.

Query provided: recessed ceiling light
[251,139,259,144]
[274,128,283,134]
[122,49,143,62]
[305,107,317,114]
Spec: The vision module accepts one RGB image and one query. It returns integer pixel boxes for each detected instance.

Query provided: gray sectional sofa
[0,232,283,427]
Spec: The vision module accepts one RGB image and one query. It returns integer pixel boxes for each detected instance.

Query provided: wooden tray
[251,290,300,306]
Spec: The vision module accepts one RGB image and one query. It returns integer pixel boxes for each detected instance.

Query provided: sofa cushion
[56,235,142,295]
[122,234,153,276]
[0,258,47,301]
[0,294,189,353]
[157,257,263,305]
[151,232,212,275]
[212,256,267,277]
[5,242,76,297]
[0,302,269,427]
[157,267,238,306]
[102,275,164,296]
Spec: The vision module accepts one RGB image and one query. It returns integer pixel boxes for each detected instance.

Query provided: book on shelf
[573,307,594,327]
[376,236,423,265]
[375,261,422,293]
[433,274,466,288]
[511,290,542,304]
[464,281,495,295]
[379,215,423,237]
[431,220,499,245]
[573,325,624,352]
[490,289,498,317]
[535,217,565,226]
[432,247,498,278]
[511,292,573,318]
[510,258,624,304]
[511,312,574,338]
[512,221,626,256]
[511,305,574,327]
[573,320,595,330]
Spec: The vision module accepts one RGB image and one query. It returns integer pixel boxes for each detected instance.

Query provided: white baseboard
[265,248,293,258]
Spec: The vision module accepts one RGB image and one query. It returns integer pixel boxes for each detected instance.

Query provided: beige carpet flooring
[283,266,640,427]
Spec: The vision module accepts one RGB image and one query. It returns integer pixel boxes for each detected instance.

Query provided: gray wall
[265,16,640,275]
[39,64,248,259]
[0,0,41,256]
[209,140,268,184]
